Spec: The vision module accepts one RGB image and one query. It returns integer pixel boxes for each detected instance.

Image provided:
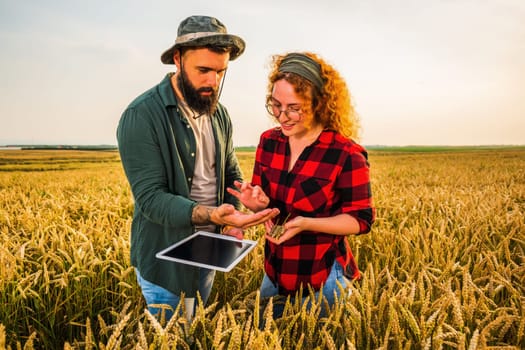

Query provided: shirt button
[187,125,191,129]
[187,177,191,182]
[191,152,195,157]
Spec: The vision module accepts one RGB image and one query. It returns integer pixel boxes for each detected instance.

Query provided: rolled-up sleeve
[338,150,375,234]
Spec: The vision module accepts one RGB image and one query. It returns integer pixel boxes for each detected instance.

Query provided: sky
[1,0,524,147]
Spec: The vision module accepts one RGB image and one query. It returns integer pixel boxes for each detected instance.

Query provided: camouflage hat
[161,15,246,64]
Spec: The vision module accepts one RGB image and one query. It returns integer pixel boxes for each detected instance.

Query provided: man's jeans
[135,268,215,320]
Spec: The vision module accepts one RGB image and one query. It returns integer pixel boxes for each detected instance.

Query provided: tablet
[155,231,258,272]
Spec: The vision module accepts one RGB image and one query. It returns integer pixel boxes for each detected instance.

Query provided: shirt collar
[158,73,179,108]
[277,128,335,145]
[318,129,336,145]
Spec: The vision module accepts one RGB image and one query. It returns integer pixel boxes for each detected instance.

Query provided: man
[117,15,278,320]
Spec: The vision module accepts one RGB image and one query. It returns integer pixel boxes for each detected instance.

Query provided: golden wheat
[1,148,524,349]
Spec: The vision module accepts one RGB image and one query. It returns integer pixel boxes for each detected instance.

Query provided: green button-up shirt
[117,74,242,295]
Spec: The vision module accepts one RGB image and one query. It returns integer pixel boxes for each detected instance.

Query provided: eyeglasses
[265,103,303,120]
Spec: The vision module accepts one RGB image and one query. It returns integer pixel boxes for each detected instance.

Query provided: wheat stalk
[2,149,524,348]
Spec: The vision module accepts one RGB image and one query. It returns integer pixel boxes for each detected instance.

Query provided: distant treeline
[2,144,523,153]
[365,145,525,152]
[236,145,525,153]
[3,145,118,151]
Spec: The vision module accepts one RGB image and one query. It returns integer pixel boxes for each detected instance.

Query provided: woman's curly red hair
[266,52,361,141]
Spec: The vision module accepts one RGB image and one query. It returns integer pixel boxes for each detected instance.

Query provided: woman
[229,52,375,317]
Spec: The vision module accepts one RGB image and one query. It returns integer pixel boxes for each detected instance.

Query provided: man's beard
[177,69,219,116]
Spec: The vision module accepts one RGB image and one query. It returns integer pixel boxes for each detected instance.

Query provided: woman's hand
[265,216,307,245]
[226,180,270,212]
[265,213,361,244]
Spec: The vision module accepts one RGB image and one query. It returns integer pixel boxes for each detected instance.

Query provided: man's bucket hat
[161,15,246,64]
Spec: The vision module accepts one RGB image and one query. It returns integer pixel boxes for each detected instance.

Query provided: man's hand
[211,203,279,228]
[191,203,279,229]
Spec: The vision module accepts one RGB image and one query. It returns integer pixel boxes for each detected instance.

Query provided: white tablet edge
[155,231,258,272]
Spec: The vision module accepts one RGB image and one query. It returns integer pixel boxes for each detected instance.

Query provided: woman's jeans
[259,261,351,319]
[135,268,215,320]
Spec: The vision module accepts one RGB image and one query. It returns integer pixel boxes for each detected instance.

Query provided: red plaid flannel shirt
[252,128,375,295]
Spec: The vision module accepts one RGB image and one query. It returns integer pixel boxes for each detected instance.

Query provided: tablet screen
[155,231,257,272]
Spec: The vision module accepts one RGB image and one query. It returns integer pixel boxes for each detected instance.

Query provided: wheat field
[0,147,524,349]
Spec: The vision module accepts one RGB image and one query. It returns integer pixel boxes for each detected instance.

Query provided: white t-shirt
[177,100,217,233]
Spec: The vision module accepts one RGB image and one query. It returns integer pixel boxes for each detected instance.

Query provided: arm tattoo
[191,205,214,226]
